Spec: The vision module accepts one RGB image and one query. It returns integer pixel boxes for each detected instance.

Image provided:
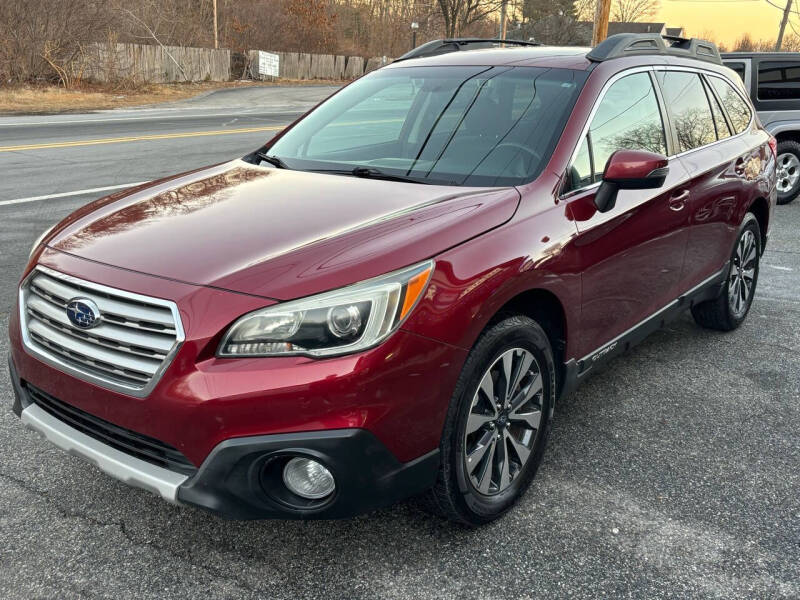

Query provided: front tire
[776,140,800,205]
[424,315,555,526]
[692,213,761,331]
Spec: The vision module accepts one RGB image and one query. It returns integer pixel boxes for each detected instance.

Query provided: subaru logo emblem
[66,298,101,329]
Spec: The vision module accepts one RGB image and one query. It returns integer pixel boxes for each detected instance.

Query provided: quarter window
[757,60,800,100]
[704,79,732,139]
[568,136,593,191]
[708,76,752,134]
[658,71,716,152]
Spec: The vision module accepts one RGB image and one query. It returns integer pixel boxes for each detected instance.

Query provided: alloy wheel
[463,348,543,496]
[729,229,757,318]
[776,152,800,194]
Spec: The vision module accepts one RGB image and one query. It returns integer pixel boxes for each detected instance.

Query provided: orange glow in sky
[658,1,784,47]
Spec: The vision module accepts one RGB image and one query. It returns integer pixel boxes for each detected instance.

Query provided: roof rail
[395,38,541,62]
[587,33,722,66]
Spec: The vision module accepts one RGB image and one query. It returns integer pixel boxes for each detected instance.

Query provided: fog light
[282,457,335,500]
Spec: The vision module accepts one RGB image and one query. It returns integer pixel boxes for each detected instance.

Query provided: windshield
[263,65,588,187]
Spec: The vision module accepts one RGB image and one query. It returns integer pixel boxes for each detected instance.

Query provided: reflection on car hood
[48,160,520,299]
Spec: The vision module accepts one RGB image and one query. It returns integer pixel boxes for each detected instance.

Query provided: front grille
[26,384,197,476]
[20,267,183,396]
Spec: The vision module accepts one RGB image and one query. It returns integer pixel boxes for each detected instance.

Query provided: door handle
[668,189,689,211]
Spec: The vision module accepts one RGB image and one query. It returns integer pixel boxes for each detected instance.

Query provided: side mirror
[594,150,669,212]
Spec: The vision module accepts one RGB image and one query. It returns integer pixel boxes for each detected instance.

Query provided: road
[0,86,798,599]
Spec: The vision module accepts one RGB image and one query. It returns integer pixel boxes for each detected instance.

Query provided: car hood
[48,160,520,299]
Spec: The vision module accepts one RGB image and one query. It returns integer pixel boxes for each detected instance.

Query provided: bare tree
[611,0,660,23]
[436,0,504,37]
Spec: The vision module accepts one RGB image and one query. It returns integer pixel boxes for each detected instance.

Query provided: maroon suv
[8,34,776,525]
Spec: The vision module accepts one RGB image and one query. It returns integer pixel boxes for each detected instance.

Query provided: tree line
[0,0,794,87]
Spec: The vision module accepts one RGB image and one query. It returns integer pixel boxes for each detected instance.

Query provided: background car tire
[422,314,556,526]
[776,140,800,205]
[691,212,761,331]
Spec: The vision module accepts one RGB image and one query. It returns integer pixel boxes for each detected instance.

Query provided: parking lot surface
[0,87,798,599]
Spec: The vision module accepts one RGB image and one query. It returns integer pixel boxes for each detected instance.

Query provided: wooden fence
[79,42,386,84]
[248,51,388,81]
[84,43,231,83]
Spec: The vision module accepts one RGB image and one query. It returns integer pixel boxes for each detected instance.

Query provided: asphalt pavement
[0,86,798,599]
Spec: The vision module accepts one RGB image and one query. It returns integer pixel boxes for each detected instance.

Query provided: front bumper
[10,358,439,518]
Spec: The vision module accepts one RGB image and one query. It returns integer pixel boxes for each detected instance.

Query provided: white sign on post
[257,51,280,79]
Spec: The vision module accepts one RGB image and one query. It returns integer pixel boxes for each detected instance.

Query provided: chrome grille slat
[26,295,173,356]
[30,332,152,386]
[28,320,160,376]
[31,274,175,329]
[27,308,169,361]
[31,283,176,335]
[20,267,184,396]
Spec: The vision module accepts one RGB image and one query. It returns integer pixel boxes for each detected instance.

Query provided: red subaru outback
[9,34,776,525]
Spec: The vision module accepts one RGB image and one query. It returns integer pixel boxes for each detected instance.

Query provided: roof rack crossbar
[587,33,722,66]
[395,38,541,62]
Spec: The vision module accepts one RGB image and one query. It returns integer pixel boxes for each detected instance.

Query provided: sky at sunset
[657,0,785,46]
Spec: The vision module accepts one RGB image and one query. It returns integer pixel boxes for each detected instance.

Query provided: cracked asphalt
[0,89,798,599]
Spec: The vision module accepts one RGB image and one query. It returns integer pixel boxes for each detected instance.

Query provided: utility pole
[499,0,508,40]
[592,0,612,46]
[213,0,219,49]
[776,0,793,51]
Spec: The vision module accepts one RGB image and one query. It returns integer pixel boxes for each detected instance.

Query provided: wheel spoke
[742,267,754,282]
[509,408,542,430]
[478,371,498,415]
[467,429,494,470]
[476,438,497,494]
[498,436,511,490]
[525,371,543,401]
[466,411,494,435]
[500,351,514,404]
[509,351,533,400]
[506,430,531,465]
[510,371,542,413]
[743,246,757,269]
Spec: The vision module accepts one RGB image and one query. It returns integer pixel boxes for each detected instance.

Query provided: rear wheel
[424,315,555,526]
[692,213,761,331]
[776,140,800,205]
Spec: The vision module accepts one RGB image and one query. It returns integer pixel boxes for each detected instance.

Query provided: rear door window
[658,71,716,152]
[757,61,800,100]
[707,76,752,134]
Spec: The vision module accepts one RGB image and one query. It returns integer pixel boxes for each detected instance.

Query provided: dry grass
[0,79,348,115]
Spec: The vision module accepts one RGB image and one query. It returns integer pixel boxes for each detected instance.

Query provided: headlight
[29,224,56,258]
[218,261,434,358]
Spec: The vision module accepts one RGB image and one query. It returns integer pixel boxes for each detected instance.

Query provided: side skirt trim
[560,264,728,399]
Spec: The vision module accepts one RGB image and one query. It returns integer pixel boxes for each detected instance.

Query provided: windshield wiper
[255,152,289,169]
[312,166,439,185]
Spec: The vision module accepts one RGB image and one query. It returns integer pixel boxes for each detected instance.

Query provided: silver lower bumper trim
[20,404,189,502]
